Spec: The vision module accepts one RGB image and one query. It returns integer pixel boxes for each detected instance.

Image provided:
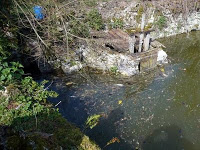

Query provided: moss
[125,23,153,34]
[7,136,21,150]
[80,136,100,150]
[8,111,100,150]
[155,15,167,30]
[7,135,33,150]
[135,5,144,23]
[145,23,153,31]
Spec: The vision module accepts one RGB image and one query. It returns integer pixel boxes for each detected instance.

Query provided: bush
[0,57,24,87]
[0,57,58,126]
[69,18,90,38]
[86,9,104,31]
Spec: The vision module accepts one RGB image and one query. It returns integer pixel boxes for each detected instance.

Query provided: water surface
[48,31,200,150]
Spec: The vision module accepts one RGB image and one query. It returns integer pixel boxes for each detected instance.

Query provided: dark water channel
[46,31,200,150]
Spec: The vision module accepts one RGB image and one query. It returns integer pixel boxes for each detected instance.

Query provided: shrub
[0,57,58,127]
[86,9,104,31]
[69,18,90,38]
[0,57,24,86]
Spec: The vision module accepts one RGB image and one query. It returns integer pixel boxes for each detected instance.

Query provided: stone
[157,50,168,64]
[82,46,140,76]
[38,59,54,74]
[61,61,83,74]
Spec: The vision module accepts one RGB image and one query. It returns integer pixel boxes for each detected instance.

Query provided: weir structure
[91,28,165,73]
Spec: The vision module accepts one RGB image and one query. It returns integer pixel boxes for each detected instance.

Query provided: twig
[55,101,62,107]
[57,0,77,11]
[13,0,49,49]
[55,4,69,57]
[44,80,54,91]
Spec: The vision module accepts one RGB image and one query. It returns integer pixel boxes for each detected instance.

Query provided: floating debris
[118,100,123,105]
[66,82,75,86]
[105,137,120,147]
[114,84,124,87]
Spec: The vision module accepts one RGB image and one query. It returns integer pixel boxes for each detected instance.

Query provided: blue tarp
[33,6,44,20]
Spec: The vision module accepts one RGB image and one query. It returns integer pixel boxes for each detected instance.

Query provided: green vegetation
[0,2,100,148]
[86,114,101,129]
[110,66,118,75]
[155,15,167,30]
[8,0,106,62]
[0,57,24,86]
[69,18,90,38]
[6,111,100,149]
[84,0,98,7]
[0,45,99,150]
[109,18,124,29]
[87,9,104,31]
[135,5,144,23]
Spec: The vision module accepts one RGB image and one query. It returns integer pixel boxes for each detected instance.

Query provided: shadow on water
[142,125,195,150]
[86,107,134,150]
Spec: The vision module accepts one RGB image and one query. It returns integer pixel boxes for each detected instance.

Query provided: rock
[38,59,54,74]
[61,60,83,74]
[151,41,166,48]
[0,87,8,97]
[157,50,168,64]
[82,46,140,76]
[98,1,200,39]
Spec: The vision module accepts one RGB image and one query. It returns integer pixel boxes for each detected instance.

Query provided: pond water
[47,31,200,150]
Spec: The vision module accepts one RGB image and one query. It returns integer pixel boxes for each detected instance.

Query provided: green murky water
[48,31,200,150]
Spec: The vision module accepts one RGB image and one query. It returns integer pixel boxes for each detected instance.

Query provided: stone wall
[98,0,200,39]
[75,44,167,77]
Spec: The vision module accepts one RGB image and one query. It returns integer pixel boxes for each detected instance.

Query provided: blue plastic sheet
[33,6,44,20]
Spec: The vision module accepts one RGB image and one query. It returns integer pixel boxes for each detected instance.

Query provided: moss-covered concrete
[5,111,100,150]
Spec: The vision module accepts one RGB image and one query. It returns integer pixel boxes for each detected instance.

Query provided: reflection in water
[87,108,134,150]
[46,31,200,149]
[142,125,194,150]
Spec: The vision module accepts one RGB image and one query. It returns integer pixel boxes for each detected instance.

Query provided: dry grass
[14,0,92,62]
